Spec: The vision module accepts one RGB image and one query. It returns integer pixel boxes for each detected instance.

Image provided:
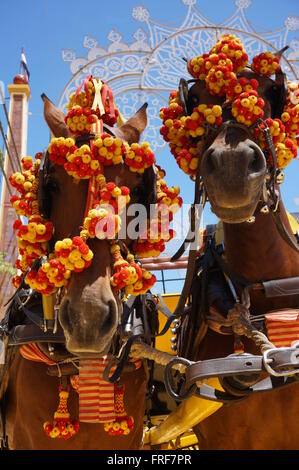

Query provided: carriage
[0,34,299,451]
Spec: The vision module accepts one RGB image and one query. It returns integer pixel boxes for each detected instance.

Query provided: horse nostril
[100,300,117,335]
[204,148,217,175]
[59,299,74,334]
[248,153,260,173]
[248,145,266,175]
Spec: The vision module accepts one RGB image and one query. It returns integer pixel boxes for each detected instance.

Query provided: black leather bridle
[178,75,299,254]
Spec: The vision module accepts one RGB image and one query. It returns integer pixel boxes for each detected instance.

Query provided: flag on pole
[20,48,30,80]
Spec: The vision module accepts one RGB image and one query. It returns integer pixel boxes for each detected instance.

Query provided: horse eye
[192,96,199,104]
[46,178,59,193]
[131,186,143,198]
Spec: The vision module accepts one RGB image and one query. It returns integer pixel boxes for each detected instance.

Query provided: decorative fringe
[43,383,79,440]
[10,74,182,300]
[104,383,134,436]
[160,33,298,173]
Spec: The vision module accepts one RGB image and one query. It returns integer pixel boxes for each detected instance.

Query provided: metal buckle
[0,435,9,450]
[263,341,299,377]
[164,357,196,401]
[53,303,59,334]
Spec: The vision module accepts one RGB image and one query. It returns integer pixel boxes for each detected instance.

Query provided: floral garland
[10,75,183,441]
[11,75,183,299]
[160,34,298,174]
[66,76,120,127]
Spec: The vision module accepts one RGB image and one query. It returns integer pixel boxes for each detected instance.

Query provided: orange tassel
[104,383,134,436]
[43,384,79,440]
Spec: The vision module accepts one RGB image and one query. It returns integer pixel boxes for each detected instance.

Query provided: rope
[129,341,187,373]
[227,289,275,353]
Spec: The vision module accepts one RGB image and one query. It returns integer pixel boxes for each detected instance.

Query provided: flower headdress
[11,76,182,298]
[160,34,298,174]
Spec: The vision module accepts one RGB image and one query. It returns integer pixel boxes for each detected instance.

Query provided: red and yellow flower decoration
[10,76,182,298]
[251,52,280,77]
[160,34,298,174]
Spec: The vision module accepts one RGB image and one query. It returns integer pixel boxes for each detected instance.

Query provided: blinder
[37,150,51,219]
[178,78,200,116]
[270,70,288,119]
[143,165,157,208]
[37,131,157,223]
[178,78,189,115]
[179,69,288,122]
[103,123,158,207]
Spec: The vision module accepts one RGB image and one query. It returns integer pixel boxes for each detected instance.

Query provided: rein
[164,345,299,403]
[254,119,299,254]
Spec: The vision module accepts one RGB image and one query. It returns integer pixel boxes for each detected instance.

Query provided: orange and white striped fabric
[20,343,142,424]
[20,343,55,366]
[78,358,116,423]
[265,309,299,347]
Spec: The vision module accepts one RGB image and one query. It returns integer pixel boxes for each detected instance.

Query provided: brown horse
[3,97,156,449]
[178,67,299,449]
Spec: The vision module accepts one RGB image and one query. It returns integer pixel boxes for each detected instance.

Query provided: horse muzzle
[201,139,266,223]
[59,295,118,355]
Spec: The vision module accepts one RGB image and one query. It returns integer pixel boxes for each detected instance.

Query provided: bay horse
[178,66,299,449]
[2,95,157,450]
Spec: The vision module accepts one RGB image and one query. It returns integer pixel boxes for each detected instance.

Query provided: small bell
[276,171,285,185]
[260,205,270,214]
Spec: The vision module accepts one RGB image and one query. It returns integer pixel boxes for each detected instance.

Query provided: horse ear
[112,103,148,144]
[271,70,288,118]
[262,47,289,119]
[41,93,70,138]
[274,45,289,60]
[179,78,189,115]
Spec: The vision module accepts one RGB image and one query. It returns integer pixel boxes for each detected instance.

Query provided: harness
[1,70,299,447]
[165,223,299,400]
[0,124,161,447]
[159,85,299,404]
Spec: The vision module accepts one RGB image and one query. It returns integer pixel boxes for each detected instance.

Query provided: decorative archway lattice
[59,0,299,153]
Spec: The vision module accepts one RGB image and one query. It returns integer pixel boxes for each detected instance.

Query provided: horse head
[42,96,156,355]
[179,48,289,224]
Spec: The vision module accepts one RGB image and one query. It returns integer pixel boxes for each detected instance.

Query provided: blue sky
[0,0,298,292]
[0,0,298,217]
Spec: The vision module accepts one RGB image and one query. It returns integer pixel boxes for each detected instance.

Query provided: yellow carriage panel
[155,293,181,355]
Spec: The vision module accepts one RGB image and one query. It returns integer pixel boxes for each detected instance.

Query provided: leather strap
[46,362,78,377]
[184,349,299,386]
[152,162,205,338]
[165,345,299,402]
[0,398,8,450]
[46,360,137,378]
[8,324,65,346]
[194,375,297,403]
[271,204,299,254]
[262,277,299,298]
[103,334,141,384]
[210,243,253,289]
[172,172,204,318]
[14,294,44,330]
[118,295,137,332]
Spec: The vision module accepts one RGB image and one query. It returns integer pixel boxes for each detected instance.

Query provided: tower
[0,72,30,311]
